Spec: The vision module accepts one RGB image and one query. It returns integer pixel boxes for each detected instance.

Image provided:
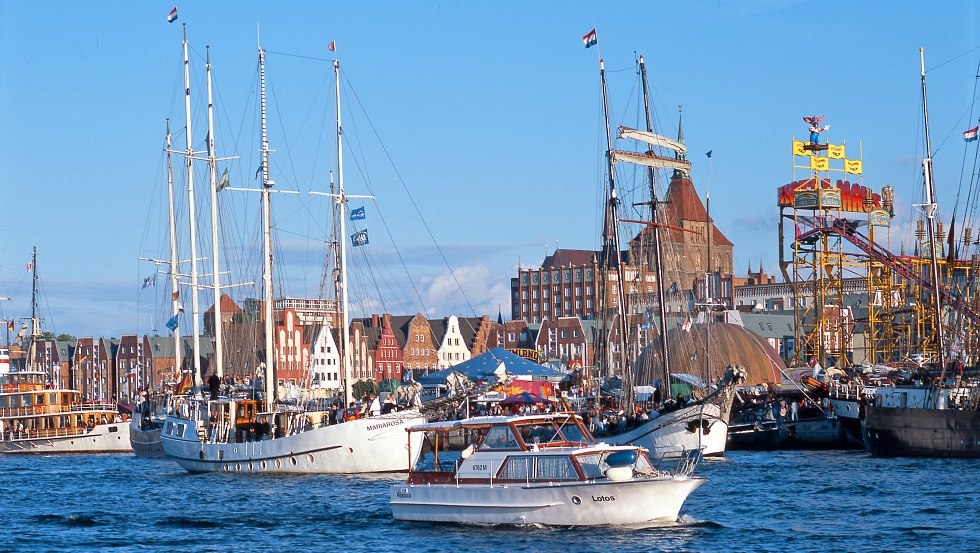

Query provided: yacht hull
[390,476,704,526]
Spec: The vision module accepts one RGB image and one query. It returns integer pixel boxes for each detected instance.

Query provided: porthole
[275,459,282,469]
[248,462,254,471]
[235,463,241,472]
[307,454,315,463]
[571,496,582,505]
[260,461,267,470]
[290,457,297,466]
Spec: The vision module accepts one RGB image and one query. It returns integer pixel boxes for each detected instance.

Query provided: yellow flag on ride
[828,143,845,159]
[845,159,863,174]
[810,156,829,171]
[792,140,807,156]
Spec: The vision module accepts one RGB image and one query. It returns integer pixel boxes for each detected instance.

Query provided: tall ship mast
[861,48,980,458]
[584,39,744,459]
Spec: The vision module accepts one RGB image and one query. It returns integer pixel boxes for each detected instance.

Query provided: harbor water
[2,450,977,552]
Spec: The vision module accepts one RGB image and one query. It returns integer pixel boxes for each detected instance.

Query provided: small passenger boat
[390,413,704,526]
[0,370,132,454]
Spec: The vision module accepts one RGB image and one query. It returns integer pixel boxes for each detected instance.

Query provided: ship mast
[27,246,40,374]
[181,25,203,390]
[205,46,224,379]
[918,48,948,385]
[638,55,672,388]
[598,58,634,413]
[165,119,182,380]
[258,43,277,406]
[334,59,355,405]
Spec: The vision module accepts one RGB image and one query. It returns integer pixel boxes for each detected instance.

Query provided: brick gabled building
[399,313,438,377]
[371,314,404,385]
[274,308,309,393]
[74,337,115,401]
[27,338,72,389]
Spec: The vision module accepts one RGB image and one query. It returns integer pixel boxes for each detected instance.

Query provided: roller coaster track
[794,220,980,325]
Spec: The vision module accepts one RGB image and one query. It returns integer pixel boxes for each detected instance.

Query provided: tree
[352,379,377,399]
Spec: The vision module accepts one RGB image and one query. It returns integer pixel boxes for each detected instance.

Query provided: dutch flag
[167,7,178,23]
[582,28,597,48]
[964,126,979,142]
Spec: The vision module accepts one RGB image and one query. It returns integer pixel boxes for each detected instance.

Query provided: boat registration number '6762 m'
[472,464,488,471]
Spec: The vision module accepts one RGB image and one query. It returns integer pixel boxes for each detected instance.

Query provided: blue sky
[1,2,979,339]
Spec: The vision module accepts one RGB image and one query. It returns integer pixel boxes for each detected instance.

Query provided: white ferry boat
[390,413,704,526]
[0,370,132,454]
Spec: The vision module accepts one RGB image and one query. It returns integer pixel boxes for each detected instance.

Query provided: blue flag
[166,314,179,331]
[350,206,366,221]
[351,229,369,247]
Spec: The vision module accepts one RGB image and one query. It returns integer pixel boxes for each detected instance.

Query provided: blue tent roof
[417,347,566,386]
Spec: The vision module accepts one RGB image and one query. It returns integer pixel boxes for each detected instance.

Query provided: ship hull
[130,421,166,458]
[161,411,426,473]
[607,402,728,458]
[0,422,132,454]
[862,405,980,458]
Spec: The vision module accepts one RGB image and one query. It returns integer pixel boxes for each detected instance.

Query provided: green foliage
[352,379,377,399]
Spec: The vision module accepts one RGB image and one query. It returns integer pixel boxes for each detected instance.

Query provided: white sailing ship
[161,34,423,474]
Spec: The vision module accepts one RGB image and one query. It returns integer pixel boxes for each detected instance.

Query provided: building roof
[663,173,734,246]
[204,293,243,315]
[540,248,596,269]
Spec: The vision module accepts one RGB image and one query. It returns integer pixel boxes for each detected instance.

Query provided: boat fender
[605,466,633,481]
[605,450,637,467]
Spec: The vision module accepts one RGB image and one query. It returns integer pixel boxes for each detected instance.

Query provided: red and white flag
[167,7,178,23]
[964,126,979,142]
[327,40,336,52]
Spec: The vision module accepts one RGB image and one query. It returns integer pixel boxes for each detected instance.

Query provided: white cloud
[419,264,510,318]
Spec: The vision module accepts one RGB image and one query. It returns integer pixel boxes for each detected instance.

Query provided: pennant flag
[844,159,863,175]
[218,168,230,190]
[350,206,366,221]
[328,40,336,52]
[26,261,33,272]
[810,156,829,171]
[582,28,597,48]
[351,229,369,247]
[827,143,845,159]
[964,126,979,142]
[166,314,180,331]
[705,150,712,158]
[167,7,178,23]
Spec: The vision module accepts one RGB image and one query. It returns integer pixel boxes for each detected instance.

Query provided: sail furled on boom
[618,126,687,155]
[610,150,691,172]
